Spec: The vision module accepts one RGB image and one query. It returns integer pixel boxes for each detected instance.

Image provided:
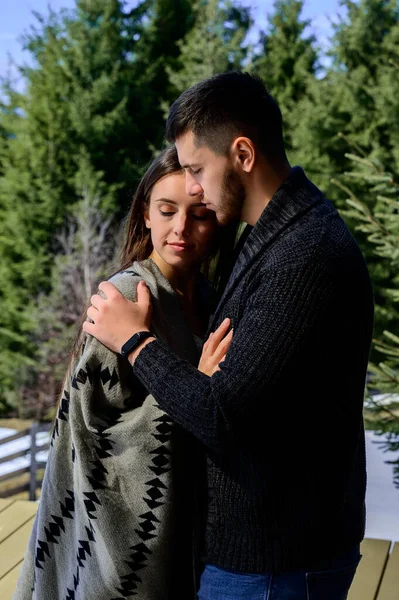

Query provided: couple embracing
[14,72,374,600]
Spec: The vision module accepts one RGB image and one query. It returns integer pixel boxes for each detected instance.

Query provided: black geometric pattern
[64,516,97,599]
[71,361,120,392]
[84,409,123,491]
[86,459,109,491]
[63,384,124,596]
[121,270,140,277]
[98,366,119,389]
[35,490,75,569]
[83,491,102,520]
[51,390,70,446]
[32,313,176,599]
[111,404,174,598]
[60,490,76,519]
[71,364,93,390]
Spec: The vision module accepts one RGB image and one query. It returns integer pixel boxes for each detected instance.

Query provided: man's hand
[199,318,233,377]
[83,280,153,353]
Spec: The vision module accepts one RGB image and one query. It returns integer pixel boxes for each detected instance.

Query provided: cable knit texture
[134,167,374,574]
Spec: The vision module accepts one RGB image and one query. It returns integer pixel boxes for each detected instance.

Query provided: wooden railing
[0,423,51,500]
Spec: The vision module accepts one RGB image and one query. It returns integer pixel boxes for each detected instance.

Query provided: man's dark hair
[166,71,287,163]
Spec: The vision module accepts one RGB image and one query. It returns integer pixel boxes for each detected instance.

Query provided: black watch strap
[120,331,156,359]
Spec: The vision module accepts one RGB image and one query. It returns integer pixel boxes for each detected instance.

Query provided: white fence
[0,424,51,500]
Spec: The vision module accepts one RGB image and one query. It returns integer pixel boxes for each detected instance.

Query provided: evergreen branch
[382,331,399,345]
[365,395,399,422]
[330,178,358,201]
[336,132,367,158]
[344,153,381,170]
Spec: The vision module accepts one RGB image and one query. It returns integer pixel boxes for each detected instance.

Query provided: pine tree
[0,0,198,412]
[338,154,399,488]
[253,0,318,149]
[292,0,399,201]
[290,0,399,341]
[130,0,195,150]
[18,155,118,420]
[167,0,251,96]
[0,0,144,411]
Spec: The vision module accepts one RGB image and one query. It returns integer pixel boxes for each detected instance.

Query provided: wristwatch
[120,331,156,359]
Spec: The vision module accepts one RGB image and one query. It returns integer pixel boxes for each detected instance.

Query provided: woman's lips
[167,242,194,252]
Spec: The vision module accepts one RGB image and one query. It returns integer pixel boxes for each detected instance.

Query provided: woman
[14,146,234,600]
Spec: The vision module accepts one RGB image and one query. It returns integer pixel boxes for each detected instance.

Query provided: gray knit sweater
[14,259,201,600]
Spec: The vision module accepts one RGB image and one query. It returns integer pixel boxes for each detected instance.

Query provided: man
[84,72,374,599]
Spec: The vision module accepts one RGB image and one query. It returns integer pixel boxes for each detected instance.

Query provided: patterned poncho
[14,259,202,600]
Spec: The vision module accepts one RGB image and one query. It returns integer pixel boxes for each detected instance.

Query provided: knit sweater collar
[245,166,324,259]
[209,167,324,327]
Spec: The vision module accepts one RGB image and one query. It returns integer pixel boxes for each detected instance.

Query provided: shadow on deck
[0,498,398,599]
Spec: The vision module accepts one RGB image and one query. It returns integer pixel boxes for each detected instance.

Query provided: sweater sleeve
[133,262,335,453]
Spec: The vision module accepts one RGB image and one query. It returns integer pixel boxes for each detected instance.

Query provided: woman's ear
[144,210,151,229]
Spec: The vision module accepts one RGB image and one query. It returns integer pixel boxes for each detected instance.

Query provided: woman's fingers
[202,331,213,352]
[213,329,233,364]
[208,318,230,353]
[198,320,233,376]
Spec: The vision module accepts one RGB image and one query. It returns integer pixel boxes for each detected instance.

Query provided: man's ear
[231,137,256,173]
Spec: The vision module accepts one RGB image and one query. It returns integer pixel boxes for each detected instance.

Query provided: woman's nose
[174,213,189,237]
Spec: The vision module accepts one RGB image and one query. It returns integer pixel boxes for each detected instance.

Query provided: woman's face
[145,172,218,273]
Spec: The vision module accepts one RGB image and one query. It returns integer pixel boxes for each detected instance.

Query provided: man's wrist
[127,336,156,365]
[120,330,155,359]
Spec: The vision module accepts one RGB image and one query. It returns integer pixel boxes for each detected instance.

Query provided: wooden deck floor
[0,498,398,599]
[0,498,38,599]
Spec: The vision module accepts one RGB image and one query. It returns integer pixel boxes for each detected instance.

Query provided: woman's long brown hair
[119,145,183,269]
[52,145,239,419]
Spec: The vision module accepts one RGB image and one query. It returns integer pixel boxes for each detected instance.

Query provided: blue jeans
[198,546,361,600]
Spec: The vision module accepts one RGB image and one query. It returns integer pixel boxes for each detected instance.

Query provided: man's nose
[185,172,203,196]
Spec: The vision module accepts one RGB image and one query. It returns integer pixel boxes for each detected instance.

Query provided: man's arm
[132,263,334,453]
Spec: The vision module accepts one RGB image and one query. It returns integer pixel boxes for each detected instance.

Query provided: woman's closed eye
[192,213,209,221]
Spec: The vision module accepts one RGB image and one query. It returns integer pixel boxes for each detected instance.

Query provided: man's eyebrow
[181,163,200,169]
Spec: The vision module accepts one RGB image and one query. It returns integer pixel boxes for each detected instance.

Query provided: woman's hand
[198,318,233,377]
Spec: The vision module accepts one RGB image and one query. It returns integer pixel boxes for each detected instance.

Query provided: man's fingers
[82,320,95,336]
[137,280,151,308]
[87,306,97,322]
[98,281,121,300]
[90,294,104,310]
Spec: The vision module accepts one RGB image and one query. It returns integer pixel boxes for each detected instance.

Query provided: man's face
[175,131,246,226]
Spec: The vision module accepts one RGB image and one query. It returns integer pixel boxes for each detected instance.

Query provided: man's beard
[217,165,246,226]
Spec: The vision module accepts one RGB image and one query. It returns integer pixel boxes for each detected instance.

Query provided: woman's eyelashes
[159,208,209,220]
